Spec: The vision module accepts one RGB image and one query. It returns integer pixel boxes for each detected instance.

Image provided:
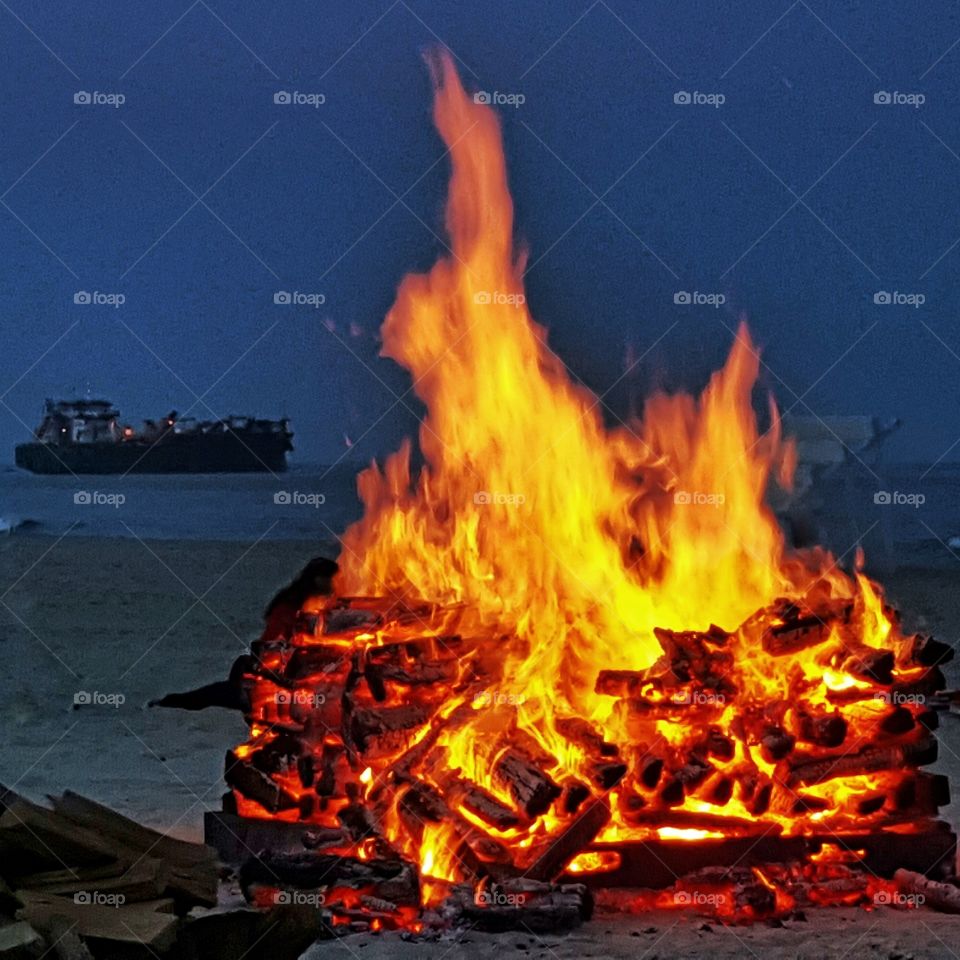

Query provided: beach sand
[2,534,960,957]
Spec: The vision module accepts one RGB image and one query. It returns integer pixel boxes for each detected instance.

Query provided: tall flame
[339,51,801,725]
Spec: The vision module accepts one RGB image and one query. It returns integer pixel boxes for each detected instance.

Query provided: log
[16,891,179,954]
[841,643,895,685]
[555,718,618,757]
[595,670,647,698]
[784,738,937,788]
[15,858,168,904]
[492,749,561,818]
[522,798,610,882]
[224,750,299,814]
[905,635,954,668]
[174,904,326,960]
[442,777,524,831]
[48,791,219,908]
[0,921,46,959]
[894,868,960,913]
[347,704,430,757]
[797,709,847,748]
[239,851,406,892]
[284,646,351,681]
[449,880,592,932]
[760,727,796,762]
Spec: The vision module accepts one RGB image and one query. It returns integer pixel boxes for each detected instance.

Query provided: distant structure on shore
[15,399,292,474]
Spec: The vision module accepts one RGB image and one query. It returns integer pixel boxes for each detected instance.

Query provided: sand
[2,534,960,957]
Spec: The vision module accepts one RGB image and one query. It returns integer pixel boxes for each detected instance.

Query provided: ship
[15,399,293,474]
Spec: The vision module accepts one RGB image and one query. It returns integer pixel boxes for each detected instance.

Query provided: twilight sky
[1,0,959,465]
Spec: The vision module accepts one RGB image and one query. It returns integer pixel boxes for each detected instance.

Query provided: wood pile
[0,786,322,959]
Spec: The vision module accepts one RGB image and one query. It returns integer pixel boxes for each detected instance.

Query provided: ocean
[0,461,958,571]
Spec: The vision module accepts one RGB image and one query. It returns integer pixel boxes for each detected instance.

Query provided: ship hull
[15,434,290,474]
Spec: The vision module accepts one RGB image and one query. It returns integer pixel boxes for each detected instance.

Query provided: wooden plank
[16,891,179,953]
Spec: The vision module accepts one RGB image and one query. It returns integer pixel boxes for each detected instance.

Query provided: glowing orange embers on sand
[229,51,950,924]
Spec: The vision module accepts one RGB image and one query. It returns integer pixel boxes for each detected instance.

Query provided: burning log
[796,708,847,748]
[760,727,796,762]
[595,670,647,698]
[347,703,431,757]
[756,597,851,654]
[560,778,591,814]
[784,738,937,789]
[894,868,960,913]
[840,643,895,685]
[440,775,525,831]
[492,749,561,818]
[240,850,417,902]
[555,717,618,757]
[521,798,610,881]
[653,627,733,689]
[224,749,299,813]
[446,879,593,931]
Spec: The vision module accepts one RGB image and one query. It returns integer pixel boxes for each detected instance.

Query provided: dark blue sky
[2,0,959,465]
